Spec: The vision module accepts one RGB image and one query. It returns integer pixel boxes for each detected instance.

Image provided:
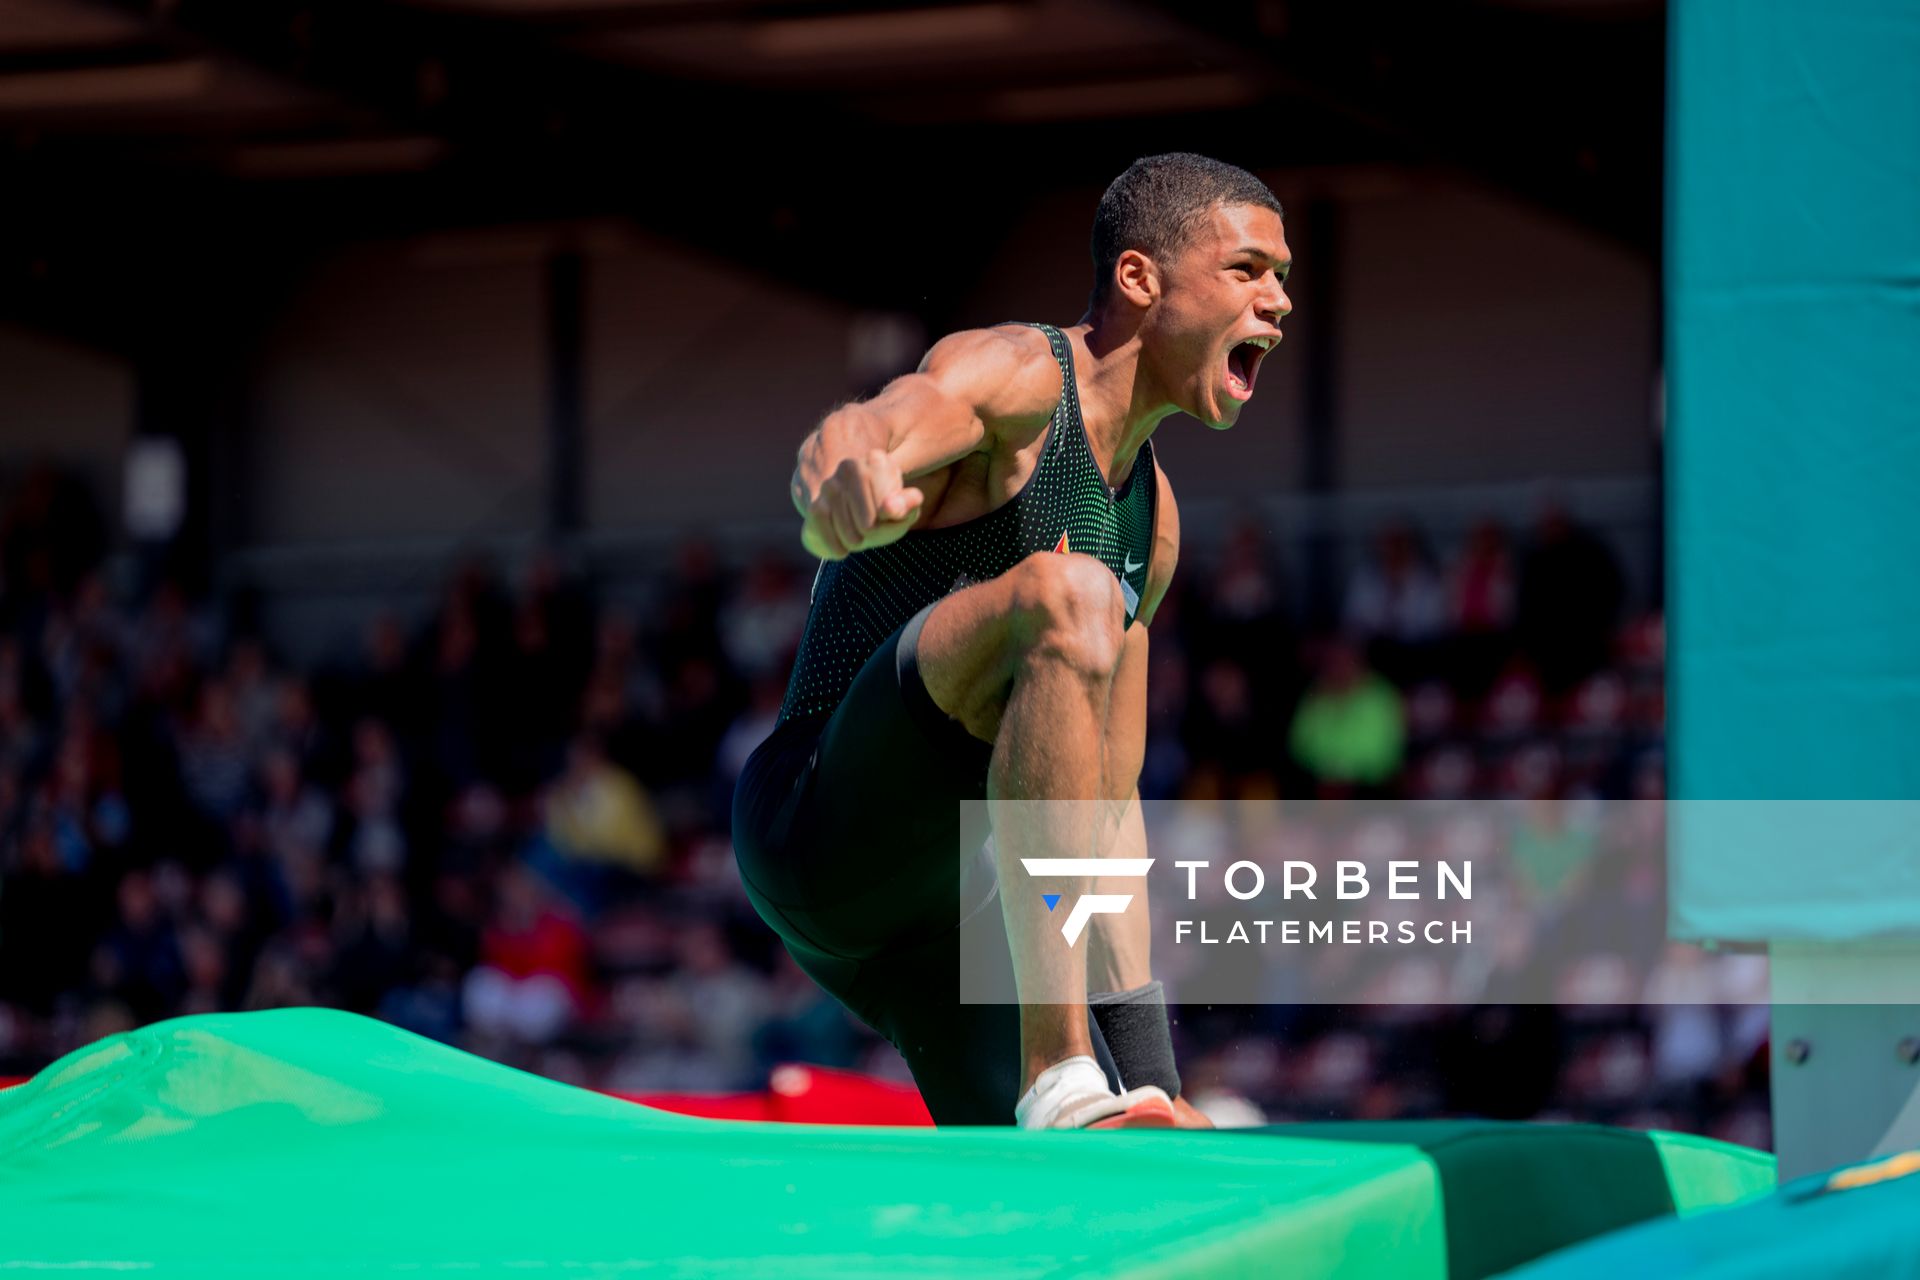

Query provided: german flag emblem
[1823,1150,1920,1194]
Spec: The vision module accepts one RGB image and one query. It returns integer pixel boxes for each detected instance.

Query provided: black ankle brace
[1089,980,1181,1099]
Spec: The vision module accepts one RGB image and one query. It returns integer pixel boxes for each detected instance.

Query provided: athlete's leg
[1088,621,1153,996]
[915,550,1137,1095]
[732,594,1125,1125]
[999,591,1191,1114]
[840,873,1125,1124]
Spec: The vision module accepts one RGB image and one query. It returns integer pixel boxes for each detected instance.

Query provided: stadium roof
[2,0,1663,351]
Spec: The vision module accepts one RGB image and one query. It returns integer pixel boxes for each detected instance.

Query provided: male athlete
[733,153,1291,1128]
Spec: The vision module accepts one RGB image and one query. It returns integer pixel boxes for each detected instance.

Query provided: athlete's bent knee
[1008,552,1126,680]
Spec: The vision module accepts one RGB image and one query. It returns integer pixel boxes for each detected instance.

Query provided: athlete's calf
[916,550,1136,1099]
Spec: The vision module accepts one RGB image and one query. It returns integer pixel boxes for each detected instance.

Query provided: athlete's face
[1142,203,1291,429]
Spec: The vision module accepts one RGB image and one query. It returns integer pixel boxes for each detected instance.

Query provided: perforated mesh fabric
[779,323,1157,726]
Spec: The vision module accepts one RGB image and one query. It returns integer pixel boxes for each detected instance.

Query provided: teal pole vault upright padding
[1500,1149,1920,1280]
[1258,1122,1773,1279]
[1667,0,1920,939]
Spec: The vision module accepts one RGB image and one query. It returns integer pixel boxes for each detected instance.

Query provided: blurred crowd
[0,465,1767,1144]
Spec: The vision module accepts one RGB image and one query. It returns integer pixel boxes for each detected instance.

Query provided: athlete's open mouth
[1224,334,1278,401]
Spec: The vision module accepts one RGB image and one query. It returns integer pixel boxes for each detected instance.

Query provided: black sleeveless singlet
[776,322,1159,729]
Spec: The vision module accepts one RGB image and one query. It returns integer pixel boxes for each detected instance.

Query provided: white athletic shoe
[1014,1055,1177,1130]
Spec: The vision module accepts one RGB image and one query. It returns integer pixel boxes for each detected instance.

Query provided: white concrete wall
[585,232,855,535]
[198,172,1660,553]
[244,225,858,548]
[250,233,549,545]
[1337,178,1658,488]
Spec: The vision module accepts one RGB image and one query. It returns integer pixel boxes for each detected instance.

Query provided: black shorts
[732,600,1118,1124]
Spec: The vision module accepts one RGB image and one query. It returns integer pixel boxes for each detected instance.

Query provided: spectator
[345,613,417,738]
[175,679,251,842]
[1183,657,1267,788]
[715,675,785,792]
[719,552,809,681]
[1506,797,1599,910]
[40,572,126,721]
[502,551,593,791]
[331,872,415,1015]
[0,641,44,779]
[255,745,332,872]
[177,924,232,1016]
[338,719,407,877]
[1288,637,1406,793]
[0,814,99,1014]
[1196,516,1292,671]
[533,733,666,915]
[241,936,320,1011]
[579,612,652,783]
[1344,520,1447,683]
[225,638,279,756]
[753,949,865,1074]
[666,923,771,1090]
[1517,502,1626,693]
[90,869,186,1022]
[130,580,205,710]
[462,860,593,1047]
[0,466,106,629]
[198,864,277,1004]
[1445,519,1517,694]
[43,716,127,871]
[378,951,465,1047]
[421,555,511,791]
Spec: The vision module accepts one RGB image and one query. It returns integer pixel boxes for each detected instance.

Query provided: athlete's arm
[790,325,1060,560]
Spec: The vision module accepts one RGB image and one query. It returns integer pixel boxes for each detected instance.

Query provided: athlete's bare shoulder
[917,323,1065,435]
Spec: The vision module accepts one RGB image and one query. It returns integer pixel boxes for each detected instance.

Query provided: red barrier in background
[760,1064,933,1126]
[1,1064,936,1126]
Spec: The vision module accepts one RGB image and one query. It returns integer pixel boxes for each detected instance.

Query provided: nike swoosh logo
[1123,554,1143,575]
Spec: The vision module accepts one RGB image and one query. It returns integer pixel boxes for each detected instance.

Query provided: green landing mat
[0,1009,1767,1278]
[1258,1122,1774,1279]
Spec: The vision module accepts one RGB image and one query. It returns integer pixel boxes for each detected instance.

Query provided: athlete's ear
[1113,249,1157,310]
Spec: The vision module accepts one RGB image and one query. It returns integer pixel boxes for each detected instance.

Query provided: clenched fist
[798,448,925,560]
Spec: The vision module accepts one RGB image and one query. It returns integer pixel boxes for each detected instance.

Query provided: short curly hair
[1089,153,1284,307]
